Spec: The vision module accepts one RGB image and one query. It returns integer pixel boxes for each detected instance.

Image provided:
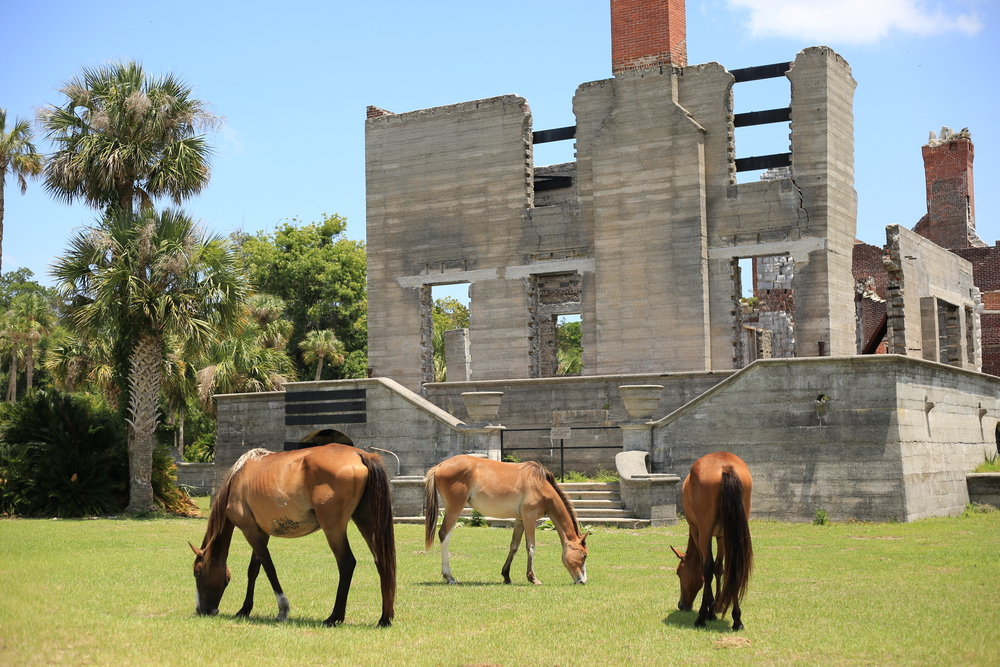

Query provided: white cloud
[727,0,984,44]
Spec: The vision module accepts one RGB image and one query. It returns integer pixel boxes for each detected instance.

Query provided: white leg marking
[275,592,290,621]
[441,530,457,583]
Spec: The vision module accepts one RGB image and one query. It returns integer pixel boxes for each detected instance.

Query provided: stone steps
[397,480,650,529]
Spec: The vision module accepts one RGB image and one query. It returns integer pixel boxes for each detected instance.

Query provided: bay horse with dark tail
[190,444,396,627]
[671,451,753,630]
[425,455,588,585]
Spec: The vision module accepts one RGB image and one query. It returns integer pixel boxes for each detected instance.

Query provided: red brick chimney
[611,0,687,74]
[913,127,982,249]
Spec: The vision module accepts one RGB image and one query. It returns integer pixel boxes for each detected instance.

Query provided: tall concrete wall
[365,47,859,392]
[647,356,999,522]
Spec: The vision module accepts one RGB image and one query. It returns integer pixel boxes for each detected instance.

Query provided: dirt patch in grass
[713,635,751,650]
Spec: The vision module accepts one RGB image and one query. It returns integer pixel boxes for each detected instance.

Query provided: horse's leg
[731,594,744,631]
[523,517,542,585]
[235,545,265,618]
[243,530,290,622]
[694,537,716,627]
[438,498,463,584]
[501,519,525,584]
[321,522,357,627]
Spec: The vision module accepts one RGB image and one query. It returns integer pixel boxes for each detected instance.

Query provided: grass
[973,452,1000,473]
[0,500,998,666]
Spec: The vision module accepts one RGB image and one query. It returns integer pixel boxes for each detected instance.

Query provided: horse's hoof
[276,614,288,623]
[694,618,707,628]
[529,579,542,586]
[377,618,392,628]
[323,617,344,627]
[731,622,744,631]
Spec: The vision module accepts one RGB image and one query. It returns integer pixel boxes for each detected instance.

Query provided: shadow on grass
[413,580,525,587]
[663,610,736,633]
[195,613,389,630]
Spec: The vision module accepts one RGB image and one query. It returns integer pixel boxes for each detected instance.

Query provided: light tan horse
[190,444,396,627]
[424,455,588,585]
[670,451,753,630]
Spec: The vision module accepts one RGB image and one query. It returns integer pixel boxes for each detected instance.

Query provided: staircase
[399,481,649,529]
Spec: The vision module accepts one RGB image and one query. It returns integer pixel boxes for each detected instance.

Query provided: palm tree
[299,329,345,381]
[39,61,219,214]
[52,207,249,512]
[8,292,53,392]
[0,108,44,274]
[195,295,296,414]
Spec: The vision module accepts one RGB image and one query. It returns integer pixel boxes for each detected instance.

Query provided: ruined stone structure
[366,44,859,391]
[213,0,998,523]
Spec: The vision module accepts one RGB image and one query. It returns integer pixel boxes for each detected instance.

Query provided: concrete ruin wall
[648,356,1000,522]
[884,224,981,371]
[365,47,858,394]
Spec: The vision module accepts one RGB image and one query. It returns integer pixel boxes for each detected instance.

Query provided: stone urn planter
[619,385,663,420]
[461,391,504,423]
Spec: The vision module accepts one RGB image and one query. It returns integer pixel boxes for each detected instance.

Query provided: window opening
[430,284,470,382]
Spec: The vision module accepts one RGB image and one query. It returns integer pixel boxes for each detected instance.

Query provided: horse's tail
[424,466,440,550]
[359,452,397,593]
[715,466,753,617]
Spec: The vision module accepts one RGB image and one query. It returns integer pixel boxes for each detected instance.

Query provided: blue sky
[3,0,998,290]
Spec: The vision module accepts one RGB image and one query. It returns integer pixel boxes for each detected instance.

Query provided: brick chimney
[913,127,983,249]
[611,0,687,74]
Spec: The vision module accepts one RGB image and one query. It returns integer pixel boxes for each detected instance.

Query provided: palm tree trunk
[1,170,6,276]
[6,343,16,403]
[126,333,162,512]
[25,339,33,392]
[314,354,325,381]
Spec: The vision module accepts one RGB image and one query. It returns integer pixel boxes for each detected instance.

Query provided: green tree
[39,61,218,214]
[196,294,297,412]
[52,207,249,512]
[7,292,54,393]
[0,109,43,274]
[299,329,345,381]
[557,318,583,375]
[237,214,367,378]
[431,297,470,382]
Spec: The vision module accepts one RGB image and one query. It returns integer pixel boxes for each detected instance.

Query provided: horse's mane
[520,461,582,537]
[201,448,273,561]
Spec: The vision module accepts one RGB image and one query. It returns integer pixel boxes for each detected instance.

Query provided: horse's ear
[189,542,204,558]
[581,530,591,546]
[670,545,685,561]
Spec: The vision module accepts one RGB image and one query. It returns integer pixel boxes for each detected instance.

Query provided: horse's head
[671,545,700,611]
[190,542,231,616]
[562,531,589,584]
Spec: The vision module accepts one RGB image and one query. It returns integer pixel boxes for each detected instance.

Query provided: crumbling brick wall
[953,244,1000,375]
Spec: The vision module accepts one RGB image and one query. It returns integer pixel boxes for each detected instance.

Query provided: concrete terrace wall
[648,356,1000,522]
[215,379,502,489]
[214,391,286,494]
[425,371,732,473]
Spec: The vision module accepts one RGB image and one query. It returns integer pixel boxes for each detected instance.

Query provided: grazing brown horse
[424,455,588,585]
[190,444,396,627]
[671,451,753,630]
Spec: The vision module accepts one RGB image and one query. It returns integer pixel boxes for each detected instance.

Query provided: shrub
[813,508,830,526]
[0,389,197,517]
[0,390,128,517]
[184,432,215,463]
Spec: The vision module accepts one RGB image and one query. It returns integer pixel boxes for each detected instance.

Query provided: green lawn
[1,504,997,666]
